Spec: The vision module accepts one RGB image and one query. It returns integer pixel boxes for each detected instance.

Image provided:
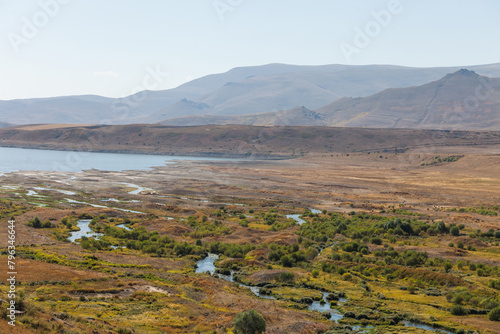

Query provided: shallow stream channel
[67,220,133,248]
[67,220,103,243]
[195,244,453,334]
[68,217,453,333]
[196,254,453,333]
[195,253,411,332]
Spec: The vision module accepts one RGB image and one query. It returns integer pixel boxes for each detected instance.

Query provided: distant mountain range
[160,69,500,130]
[1,63,500,130]
[0,122,12,128]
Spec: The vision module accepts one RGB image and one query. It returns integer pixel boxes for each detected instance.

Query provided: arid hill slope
[1,124,500,158]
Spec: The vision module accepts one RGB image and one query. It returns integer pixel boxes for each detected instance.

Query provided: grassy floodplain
[0,143,499,334]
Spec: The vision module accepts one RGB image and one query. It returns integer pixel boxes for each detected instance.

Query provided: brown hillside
[1,124,500,158]
[317,69,500,130]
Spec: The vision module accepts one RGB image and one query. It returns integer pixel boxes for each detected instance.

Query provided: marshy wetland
[0,144,500,333]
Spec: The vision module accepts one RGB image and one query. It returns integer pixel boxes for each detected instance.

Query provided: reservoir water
[0,147,236,173]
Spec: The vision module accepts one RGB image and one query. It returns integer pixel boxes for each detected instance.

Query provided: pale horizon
[1,0,499,100]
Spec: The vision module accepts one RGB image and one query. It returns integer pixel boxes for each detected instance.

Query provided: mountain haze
[159,70,500,130]
[317,69,500,130]
[147,64,500,122]
[2,63,500,126]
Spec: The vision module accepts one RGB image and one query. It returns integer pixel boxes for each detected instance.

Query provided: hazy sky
[0,0,499,100]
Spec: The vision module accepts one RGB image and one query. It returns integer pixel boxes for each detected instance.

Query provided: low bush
[450,305,467,316]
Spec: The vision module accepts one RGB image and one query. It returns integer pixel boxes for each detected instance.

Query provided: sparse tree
[280,255,292,267]
[436,221,447,233]
[444,261,453,273]
[311,269,320,278]
[32,216,42,228]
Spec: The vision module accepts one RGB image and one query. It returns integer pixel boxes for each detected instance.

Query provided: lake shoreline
[0,144,291,160]
[0,146,262,173]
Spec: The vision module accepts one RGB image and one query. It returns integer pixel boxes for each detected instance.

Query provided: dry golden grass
[0,256,108,282]
[0,320,37,333]
[452,316,500,334]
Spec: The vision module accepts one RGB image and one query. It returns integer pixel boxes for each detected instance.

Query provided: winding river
[69,214,453,333]
[68,220,133,245]
[195,252,454,333]
[287,208,322,226]
[67,219,103,243]
[195,254,345,318]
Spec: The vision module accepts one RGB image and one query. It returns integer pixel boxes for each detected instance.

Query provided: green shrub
[277,272,294,283]
[280,255,292,267]
[450,305,467,316]
[488,279,500,290]
[488,307,500,321]
[337,267,347,275]
[117,329,133,334]
[233,309,266,334]
[29,216,41,228]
